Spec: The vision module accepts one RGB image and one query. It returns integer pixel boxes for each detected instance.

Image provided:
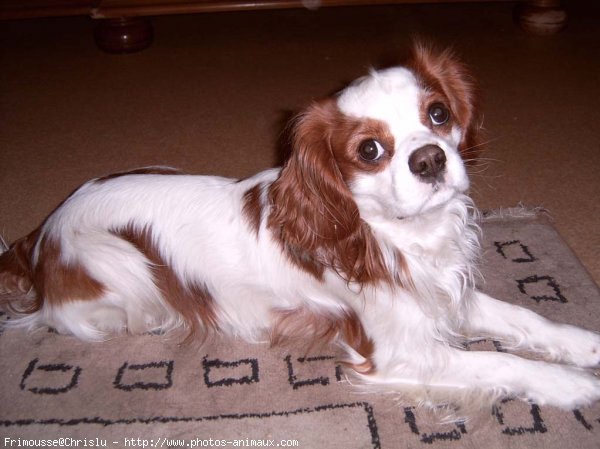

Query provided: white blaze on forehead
[336,67,425,136]
[336,66,471,221]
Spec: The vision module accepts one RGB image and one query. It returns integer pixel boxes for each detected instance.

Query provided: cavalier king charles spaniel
[2,43,599,411]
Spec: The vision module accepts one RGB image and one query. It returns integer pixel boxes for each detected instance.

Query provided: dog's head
[269,43,481,283]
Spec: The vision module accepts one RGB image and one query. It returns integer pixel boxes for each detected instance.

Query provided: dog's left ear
[269,100,361,248]
[408,41,482,158]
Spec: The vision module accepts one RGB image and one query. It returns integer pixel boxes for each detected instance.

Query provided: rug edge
[480,204,552,223]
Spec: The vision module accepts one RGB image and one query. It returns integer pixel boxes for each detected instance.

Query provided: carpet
[1,211,600,448]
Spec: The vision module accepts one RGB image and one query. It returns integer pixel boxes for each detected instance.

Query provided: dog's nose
[408,145,447,181]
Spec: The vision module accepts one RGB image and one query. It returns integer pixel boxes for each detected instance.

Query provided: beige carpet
[2,214,600,448]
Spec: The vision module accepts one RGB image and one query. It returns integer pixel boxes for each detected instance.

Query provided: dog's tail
[0,232,41,315]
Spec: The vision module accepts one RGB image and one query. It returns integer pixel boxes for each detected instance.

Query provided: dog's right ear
[268,100,400,286]
[268,100,361,254]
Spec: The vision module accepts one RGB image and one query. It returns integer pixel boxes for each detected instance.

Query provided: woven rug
[2,211,600,448]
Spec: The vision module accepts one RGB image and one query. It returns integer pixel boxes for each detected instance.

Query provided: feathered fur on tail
[0,233,40,315]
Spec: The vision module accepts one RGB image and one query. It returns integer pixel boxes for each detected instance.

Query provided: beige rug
[2,212,600,448]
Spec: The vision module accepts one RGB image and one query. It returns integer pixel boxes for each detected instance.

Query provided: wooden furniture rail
[1,0,567,53]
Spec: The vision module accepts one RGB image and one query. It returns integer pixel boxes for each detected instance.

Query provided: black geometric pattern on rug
[202,356,259,388]
[114,360,174,391]
[20,358,82,395]
[494,240,537,263]
[516,275,567,303]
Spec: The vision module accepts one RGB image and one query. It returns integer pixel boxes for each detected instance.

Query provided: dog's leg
[464,291,600,368]
[429,349,600,409]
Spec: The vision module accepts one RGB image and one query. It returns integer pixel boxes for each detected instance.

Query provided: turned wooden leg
[514,0,567,35]
[94,17,154,53]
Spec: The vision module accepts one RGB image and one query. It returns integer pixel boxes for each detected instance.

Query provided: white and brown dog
[2,43,599,410]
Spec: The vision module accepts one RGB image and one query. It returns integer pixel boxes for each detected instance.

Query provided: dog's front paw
[525,365,600,409]
[554,325,600,368]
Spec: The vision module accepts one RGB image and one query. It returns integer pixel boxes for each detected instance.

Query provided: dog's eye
[358,139,385,162]
[429,103,450,126]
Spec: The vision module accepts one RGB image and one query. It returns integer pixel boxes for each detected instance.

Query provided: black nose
[408,145,447,181]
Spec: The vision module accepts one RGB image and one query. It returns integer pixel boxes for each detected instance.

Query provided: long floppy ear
[268,99,404,286]
[407,41,482,159]
[268,99,362,277]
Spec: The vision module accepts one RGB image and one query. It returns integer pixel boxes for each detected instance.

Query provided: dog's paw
[553,325,600,368]
[525,365,600,409]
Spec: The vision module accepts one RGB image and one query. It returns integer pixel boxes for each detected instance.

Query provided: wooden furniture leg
[515,0,567,35]
[94,17,154,53]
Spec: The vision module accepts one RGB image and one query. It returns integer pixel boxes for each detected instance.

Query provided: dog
[1,43,599,411]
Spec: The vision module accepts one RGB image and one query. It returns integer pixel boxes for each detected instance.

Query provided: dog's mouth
[395,183,461,221]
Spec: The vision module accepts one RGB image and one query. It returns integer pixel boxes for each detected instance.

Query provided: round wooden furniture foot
[94,17,154,54]
[515,0,567,35]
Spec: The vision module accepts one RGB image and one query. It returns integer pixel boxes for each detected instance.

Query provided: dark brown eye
[358,139,385,162]
[429,103,450,125]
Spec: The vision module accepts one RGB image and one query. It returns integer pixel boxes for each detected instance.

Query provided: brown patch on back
[242,183,264,237]
[95,166,186,183]
[114,225,218,342]
[270,306,376,375]
[0,229,105,314]
[36,236,106,305]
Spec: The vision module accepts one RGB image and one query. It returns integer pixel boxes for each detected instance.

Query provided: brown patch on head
[268,100,405,286]
[95,166,186,183]
[406,41,482,160]
[270,306,376,375]
[114,225,218,342]
[242,183,264,237]
[327,109,396,181]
